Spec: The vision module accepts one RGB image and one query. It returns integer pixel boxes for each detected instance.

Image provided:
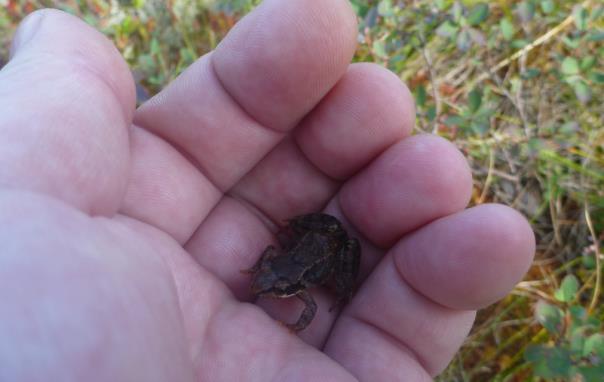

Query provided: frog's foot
[282,290,317,332]
[280,321,303,333]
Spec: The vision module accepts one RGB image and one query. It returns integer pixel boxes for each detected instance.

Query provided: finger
[124,0,357,241]
[230,63,414,222]
[119,126,221,243]
[133,0,357,192]
[1,10,134,215]
[325,204,535,378]
[186,64,413,292]
[339,134,473,247]
[211,0,358,132]
[295,62,415,180]
[328,134,473,279]
[395,204,535,309]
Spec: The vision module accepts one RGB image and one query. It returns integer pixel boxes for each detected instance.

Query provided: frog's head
[250,271,301,298]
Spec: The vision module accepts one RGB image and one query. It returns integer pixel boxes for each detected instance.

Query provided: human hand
[0,1,535,380]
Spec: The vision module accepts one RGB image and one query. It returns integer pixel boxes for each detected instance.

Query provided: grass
[1,0,603,380]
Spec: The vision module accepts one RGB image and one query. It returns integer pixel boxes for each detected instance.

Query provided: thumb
[1,9,134,215]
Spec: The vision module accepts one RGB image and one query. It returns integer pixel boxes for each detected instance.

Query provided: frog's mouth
[261,288,299,298]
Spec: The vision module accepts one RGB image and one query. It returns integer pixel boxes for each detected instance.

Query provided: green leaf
[535,300,564,335]
[580,56,597,71]
[561,57,580,76]
[349,2,361,15]
[540,0,555,14]
[511,39,529,49]
[554,274,579,302]
[372,40,387,58]
[456,28,472,51]
[592,5,604,20]
[468,88,482,113]
[570,328,587,355]
[517,1,535,23]
[521,68,540,80]
[525,345,572,378]
[584,333,604,358]
[435,0,447,11]
[444,115,466,127]
[416,85,427,107]
[349,0,369,16]
[528,137,543,152]
[577,364,604,382]
[589,71,604,84]
[562,36,581,49]
[573,80,592,103]
[451,2,463,23]
[470,118,490,135]
[500,18,515,41]
[150,37,161,56]
[588,30,604,42]
[467,3,489,26]
[377,0,395,17]
[573,5,588,31]
[524,344,546,362]
[582,253,597,268]
[437,21,459,38]
[569,305,587,324]
[426,105,437,122]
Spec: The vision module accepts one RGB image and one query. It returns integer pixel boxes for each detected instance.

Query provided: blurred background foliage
[1,0,603,380]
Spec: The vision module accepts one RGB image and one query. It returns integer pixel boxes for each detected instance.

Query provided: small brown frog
[243,213,361,332]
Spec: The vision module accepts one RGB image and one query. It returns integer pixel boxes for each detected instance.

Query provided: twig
[457,0,593,94]
[419,33,441,134]
[549,194,562,247]
[478,147,495,204]
[584,206,602,314]
[516,51,531,138]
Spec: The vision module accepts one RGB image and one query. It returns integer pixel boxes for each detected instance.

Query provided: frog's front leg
[241,245,279,274]
[286,290,317,332]
[331,238,361,311]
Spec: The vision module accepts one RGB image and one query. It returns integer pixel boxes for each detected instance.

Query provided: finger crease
[208,52,294,135]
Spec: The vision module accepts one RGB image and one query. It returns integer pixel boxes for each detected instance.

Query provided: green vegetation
[1,0,603,380]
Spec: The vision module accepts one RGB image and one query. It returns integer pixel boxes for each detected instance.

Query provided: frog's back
[291,233,337,284]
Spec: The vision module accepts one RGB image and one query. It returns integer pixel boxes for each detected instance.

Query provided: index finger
[132,0,357,190]
[123,0,357,240]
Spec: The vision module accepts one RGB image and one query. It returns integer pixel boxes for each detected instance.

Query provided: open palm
[0,1,535,381]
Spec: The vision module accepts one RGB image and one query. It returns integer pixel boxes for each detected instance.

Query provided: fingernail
[10,11,45,58]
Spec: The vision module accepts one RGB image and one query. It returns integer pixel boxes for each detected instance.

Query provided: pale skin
[0,1,535,381]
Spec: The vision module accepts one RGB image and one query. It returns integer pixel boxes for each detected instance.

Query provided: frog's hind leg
[285,290,317,332]
[330,237,361,311]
